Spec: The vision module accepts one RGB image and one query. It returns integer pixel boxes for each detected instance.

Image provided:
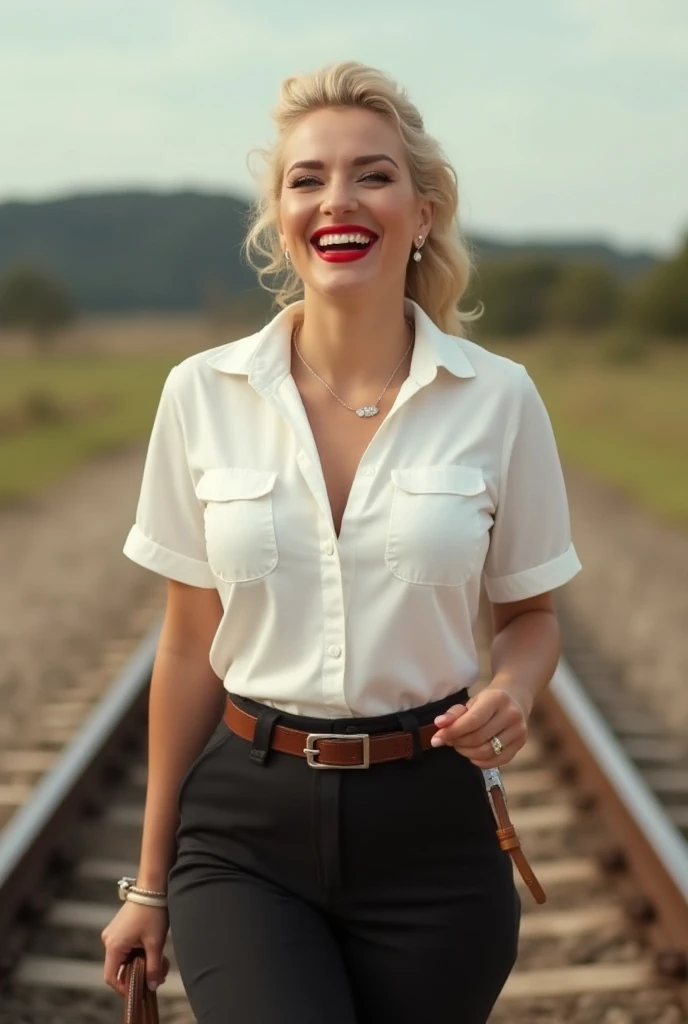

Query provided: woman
[102,60,581,1023]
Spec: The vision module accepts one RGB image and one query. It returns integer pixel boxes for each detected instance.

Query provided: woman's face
[278,106,433,301]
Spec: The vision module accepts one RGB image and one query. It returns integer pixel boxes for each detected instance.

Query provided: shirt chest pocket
[385,465,487,587]
[195,468,278,583]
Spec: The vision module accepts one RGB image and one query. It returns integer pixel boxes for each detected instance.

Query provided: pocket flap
[195,467,277,502]
[391,465,485,496]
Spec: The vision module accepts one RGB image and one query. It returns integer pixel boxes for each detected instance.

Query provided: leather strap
[123,949,159,1024]
[225,699,437,766]
[486,778,547,904]
[224,700,547,903]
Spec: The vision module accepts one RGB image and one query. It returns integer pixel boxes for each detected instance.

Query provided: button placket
[316,510,349,714]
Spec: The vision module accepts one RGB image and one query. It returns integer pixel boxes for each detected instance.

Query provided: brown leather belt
[482,769,547,904]
[224,699,546,904]
[225,698,437,768]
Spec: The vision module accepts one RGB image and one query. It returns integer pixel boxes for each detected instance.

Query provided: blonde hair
[243,61,481,336]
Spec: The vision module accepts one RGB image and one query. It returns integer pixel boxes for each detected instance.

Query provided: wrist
[135,869,170,891]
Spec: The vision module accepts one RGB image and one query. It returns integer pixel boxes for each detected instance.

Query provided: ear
[418,199,434,239]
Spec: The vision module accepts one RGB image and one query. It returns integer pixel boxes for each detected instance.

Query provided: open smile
[309,224,379,263]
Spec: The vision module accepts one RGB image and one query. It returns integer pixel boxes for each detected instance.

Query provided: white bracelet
[124,890,168,909]
[117,876,167,908]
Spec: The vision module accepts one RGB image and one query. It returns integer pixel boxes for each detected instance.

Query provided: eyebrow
[286,154,400,175]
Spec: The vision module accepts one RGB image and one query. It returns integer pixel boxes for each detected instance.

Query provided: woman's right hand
[101,901,171,996]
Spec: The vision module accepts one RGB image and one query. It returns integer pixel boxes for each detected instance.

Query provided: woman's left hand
[430,686,530,768]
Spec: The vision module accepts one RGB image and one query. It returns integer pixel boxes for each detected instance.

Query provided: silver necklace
[292,318,414,418]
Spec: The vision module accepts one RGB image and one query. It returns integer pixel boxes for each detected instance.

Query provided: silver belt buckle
[482,766,507,822]
[304,732,371,769]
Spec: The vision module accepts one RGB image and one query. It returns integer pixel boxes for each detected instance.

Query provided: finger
[436,689,526,746]
[433,703,468,728]
[433,709,510,749]
[104,947,130,994]
[436,715,505,748]
[436,696,503,740]
[447,715,518,750]
[457,726,524,764]
[143,938,164,991]
[470,747,521,768]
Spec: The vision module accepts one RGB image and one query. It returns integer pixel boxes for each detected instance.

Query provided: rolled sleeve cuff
[483,543,582,603]
[123,525,216,589]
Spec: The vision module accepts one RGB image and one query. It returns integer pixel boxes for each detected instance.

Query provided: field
[1,316,687,529]
[486,334,688,529]
[0,314,253,504]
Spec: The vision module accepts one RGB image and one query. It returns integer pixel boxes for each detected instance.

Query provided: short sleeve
[482,366,582,602]
[123,366,215,588]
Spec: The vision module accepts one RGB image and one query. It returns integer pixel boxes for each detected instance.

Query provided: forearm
[136,643,226,890]
[486,609,561,717]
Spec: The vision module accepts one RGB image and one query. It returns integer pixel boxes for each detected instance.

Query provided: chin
[308,266,385,302]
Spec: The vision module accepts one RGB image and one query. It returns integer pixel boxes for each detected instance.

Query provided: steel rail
[2,625,688,1005]
[0,625,160,973]
[537,657,688,983]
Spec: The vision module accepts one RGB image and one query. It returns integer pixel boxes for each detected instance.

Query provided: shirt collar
[206,298,476,393]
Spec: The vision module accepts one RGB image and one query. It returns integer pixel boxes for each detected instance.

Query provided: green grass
[485,336,688,529]
[2,324,687,532]
[0,355,178,502]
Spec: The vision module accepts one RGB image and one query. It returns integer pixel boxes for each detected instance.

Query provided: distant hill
[0,190,658,312]
[471,235,656,279]
[0,190,258,313]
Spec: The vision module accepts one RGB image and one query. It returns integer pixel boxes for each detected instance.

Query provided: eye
[360,171,393,184]
[287,175,322,188]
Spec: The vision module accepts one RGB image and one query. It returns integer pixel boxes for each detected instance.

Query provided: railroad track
[1,614,687,1024]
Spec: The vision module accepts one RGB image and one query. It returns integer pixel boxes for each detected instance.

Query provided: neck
[293,289,413,392]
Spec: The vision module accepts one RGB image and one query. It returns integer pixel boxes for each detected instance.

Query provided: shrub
[546,262,623,332]
[0,266,75,350]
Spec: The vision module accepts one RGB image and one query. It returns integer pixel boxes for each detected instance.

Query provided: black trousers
[167,689,521,1024]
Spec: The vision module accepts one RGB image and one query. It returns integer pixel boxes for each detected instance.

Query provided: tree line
[467,232,688,340]
[0,232,686,350]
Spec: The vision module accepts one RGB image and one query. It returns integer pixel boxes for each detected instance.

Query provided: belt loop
[395,709,423,762]
[249,707,281,766]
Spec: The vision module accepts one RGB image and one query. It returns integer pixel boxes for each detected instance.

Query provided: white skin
[278,106,432,392]
[277,105,560,766]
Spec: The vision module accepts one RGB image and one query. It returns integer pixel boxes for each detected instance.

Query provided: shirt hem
[123,525,216,589]
[483,543,582,603]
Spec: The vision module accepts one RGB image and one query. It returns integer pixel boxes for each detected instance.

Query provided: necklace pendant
[356,405,379,418]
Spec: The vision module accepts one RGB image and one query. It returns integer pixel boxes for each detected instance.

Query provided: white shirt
[123,299,582,718]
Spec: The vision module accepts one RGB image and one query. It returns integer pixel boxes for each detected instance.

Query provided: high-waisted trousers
[167,688,521,1024]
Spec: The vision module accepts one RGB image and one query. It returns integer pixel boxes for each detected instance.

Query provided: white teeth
[315,232,374,247]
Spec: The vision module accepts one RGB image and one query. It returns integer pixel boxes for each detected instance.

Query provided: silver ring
[490,735,503,756]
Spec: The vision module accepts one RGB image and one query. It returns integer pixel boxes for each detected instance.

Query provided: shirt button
[362,466,376,477]
[327,644,342,658]
[324,539,335,556]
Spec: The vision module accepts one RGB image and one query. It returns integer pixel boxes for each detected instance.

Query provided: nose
[319,178,358,218]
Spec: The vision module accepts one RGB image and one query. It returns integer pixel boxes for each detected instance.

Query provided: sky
[1,0,686,255]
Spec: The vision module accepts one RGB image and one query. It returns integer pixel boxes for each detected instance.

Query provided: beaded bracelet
[117,876,168,906]
[133,884,167,898]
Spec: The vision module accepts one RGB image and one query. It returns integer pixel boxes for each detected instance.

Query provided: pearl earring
[413,237,424,263]
[284,249,291,262]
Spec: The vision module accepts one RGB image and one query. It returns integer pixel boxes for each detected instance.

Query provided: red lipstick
[310,224,378,263]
